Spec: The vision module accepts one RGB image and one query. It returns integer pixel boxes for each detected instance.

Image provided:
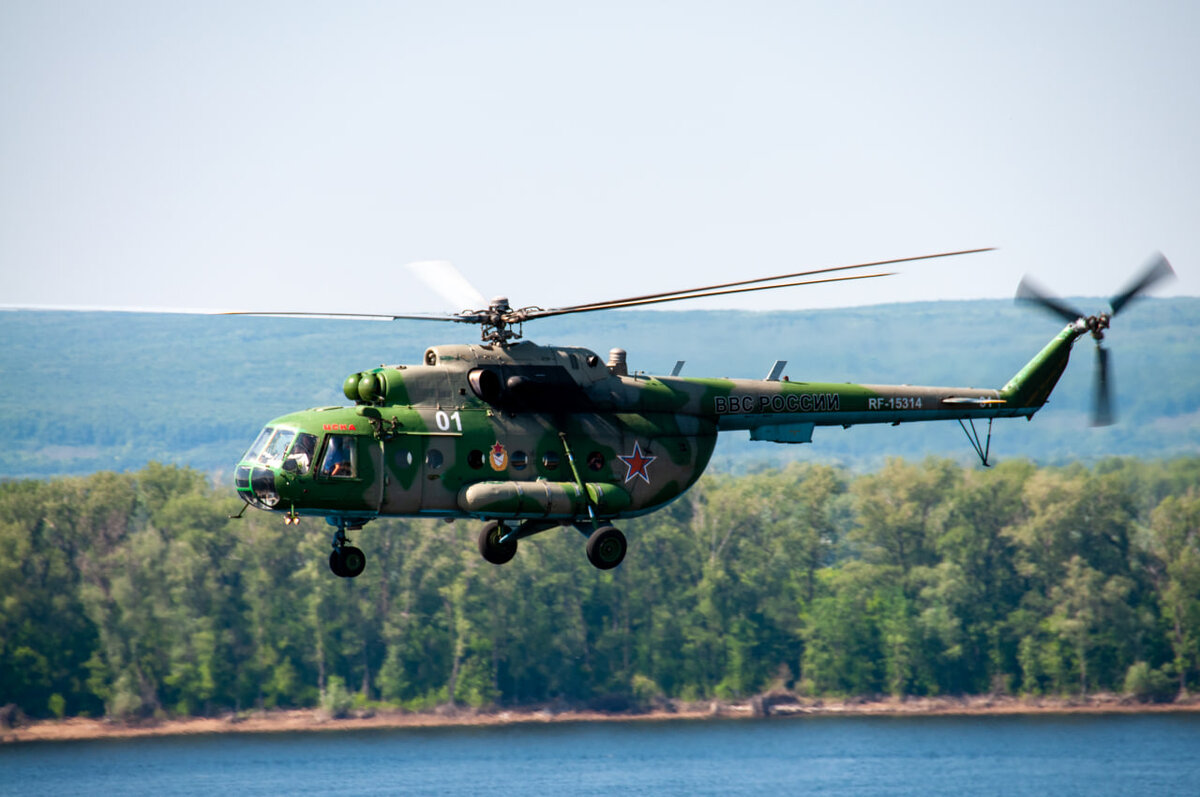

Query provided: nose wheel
[329,525,366,578]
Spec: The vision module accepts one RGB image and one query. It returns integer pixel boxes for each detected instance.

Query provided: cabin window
[319,434,357,478]
[467,450,485,469]
[287,433,318,473]
[587,451,605,471]
[542,451,560,471]
[511,451,528,470]
[395,449,414,469]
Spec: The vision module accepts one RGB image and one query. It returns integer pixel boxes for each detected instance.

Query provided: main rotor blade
[0,303,233,314]
[406,260,489,313]
[547,247,994,314]
[522,271,895,320]
[1092,345,1114,427]
[1015,276,1084,324]
[219,310,478,323]
[1109,253,1175,316]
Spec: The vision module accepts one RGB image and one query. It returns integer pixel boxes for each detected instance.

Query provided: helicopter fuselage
[235,327,1080,534]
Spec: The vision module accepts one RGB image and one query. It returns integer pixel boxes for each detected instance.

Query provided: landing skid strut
[958,417,994,467]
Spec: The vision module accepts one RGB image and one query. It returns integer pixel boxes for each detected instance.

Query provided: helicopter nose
[235,463,284,509]
[235,464,253,504]
[250,466,282,507]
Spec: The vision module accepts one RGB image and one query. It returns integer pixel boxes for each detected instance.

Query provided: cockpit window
[287,433,318,473]
[243,427,274,462]
[319,434,357,478]
[260,429,296,466]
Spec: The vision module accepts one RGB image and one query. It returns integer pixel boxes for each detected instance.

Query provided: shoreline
[5,694,1199,745]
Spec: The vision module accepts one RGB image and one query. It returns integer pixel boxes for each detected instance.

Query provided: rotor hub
[478,297,523,344]
[1086,313,1111,340]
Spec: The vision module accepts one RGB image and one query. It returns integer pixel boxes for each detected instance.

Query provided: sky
[1,0,1197,317]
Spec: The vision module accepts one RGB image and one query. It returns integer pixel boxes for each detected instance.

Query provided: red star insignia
[618,441,657,485]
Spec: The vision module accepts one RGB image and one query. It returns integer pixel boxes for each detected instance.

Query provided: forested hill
[0,297,1197,478]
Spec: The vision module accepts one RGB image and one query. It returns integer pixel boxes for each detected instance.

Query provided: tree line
[2,457,1198,720]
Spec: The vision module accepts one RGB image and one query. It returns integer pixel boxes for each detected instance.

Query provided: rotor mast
[480,296,524,344]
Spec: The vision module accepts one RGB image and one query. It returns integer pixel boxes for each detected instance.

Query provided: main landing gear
[328,522,366,578]
[478,520,518,565]
[585,526,626,570]
[477,520,627,570]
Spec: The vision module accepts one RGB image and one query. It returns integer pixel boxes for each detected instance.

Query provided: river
[3,714,1198,795]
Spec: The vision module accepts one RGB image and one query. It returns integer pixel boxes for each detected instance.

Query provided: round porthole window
[542,451,560,471]
[467,450,485,469]
[426,449,444,469]
[512,451,528,470]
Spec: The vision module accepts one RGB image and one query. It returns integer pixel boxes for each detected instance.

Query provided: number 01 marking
[435,410,463,432]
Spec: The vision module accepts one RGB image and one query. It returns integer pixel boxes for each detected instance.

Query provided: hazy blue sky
[1,1,1196,315]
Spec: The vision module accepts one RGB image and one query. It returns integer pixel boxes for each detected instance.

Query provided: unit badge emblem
[490,443,509,471]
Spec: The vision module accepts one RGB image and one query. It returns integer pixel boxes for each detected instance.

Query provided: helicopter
[230,250,1175,578]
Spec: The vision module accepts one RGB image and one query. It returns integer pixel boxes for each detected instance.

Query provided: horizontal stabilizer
[941,397,1007,405]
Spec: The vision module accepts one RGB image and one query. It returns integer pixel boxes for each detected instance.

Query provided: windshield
[260,429,296,466]
[242,427,274,462]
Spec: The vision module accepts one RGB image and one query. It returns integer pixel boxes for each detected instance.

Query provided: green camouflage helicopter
[231,250,1174,578]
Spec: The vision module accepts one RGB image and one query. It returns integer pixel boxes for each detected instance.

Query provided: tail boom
[657,325,1084,441]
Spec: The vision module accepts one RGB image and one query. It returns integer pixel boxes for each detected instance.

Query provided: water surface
[3,714,1198,796]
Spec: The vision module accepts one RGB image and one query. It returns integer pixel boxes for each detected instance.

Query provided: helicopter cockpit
[235,425,318,509]
[242,426,318,471]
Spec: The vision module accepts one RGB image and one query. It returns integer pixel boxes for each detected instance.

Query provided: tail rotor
[1016,253,1175,427]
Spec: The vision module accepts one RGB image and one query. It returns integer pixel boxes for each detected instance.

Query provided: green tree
[1145,490,1200,695]
[935,461,1031,693]
[801,563,882,695]
[0,480,101,717]
[852,458,959,575]
[1046,555,1134,694]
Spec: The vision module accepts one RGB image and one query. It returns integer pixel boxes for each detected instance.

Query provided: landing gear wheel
[329,545,366,578]
[478,520,517,565]
[339,546,366,578]
[586,526,626,570]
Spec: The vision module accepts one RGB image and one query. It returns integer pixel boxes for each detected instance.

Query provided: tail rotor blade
[1092,345,1115,427]
[1015,276,1084,323]
[1110,253,1175,316]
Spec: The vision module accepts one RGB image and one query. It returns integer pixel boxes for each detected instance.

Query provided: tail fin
[1000,326,1083,410]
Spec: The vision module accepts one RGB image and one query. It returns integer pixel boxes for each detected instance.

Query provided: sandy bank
[5,695,1199,745]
